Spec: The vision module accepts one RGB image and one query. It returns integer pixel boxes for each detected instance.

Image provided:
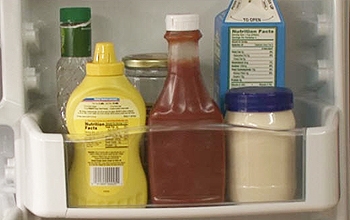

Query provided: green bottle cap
[59,7,91,57]
[60,7,91,23]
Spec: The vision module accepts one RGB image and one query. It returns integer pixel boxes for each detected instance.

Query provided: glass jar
[122,53,167,119]
[225,86,296,203]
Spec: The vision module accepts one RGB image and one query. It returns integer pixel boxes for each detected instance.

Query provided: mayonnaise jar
[225,87,296,203]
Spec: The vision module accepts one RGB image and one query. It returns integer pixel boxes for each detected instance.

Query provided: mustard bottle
[66,42,147,207]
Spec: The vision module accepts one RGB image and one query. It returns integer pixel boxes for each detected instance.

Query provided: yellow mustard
[66,42,147,207]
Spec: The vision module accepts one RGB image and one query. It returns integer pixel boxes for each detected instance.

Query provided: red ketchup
[147,14,225,205]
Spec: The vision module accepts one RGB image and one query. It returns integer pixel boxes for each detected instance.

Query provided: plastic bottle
[225,86,296,202]
[57,7,92,133]
[66,42,147,207]
[147,14,226,205]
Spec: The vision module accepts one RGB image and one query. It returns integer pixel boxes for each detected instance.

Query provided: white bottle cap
[165,14,199,31]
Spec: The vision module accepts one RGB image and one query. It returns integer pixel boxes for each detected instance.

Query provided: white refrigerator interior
[0,0,348,219]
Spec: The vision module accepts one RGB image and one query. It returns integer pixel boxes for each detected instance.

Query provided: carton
[214,0,285,111]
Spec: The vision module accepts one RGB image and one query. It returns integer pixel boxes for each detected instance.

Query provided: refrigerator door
[0,0,348,219]
[0,0,26,219]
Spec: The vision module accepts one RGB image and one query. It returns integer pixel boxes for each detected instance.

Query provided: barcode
[90,166,123,186]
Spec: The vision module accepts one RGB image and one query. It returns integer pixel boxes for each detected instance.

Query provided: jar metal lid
[225,87,294,112]
[122,53,167,68]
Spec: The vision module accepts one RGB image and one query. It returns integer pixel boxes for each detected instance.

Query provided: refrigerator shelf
[18,99,339,219]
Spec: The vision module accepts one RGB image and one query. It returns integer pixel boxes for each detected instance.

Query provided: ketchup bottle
[147,14,225,205]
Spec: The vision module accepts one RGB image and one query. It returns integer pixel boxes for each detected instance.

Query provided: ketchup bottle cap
[165,14,199,31]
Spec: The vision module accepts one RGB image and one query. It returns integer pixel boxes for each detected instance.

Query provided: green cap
[60,7,91,23]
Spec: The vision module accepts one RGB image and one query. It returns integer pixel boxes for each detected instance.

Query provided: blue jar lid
[225,87,294,112]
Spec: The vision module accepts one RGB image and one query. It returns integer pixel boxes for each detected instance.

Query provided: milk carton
[214,0,285,112]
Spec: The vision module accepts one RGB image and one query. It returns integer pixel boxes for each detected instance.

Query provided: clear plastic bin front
[19,97,339,218]
[64,124,305,208]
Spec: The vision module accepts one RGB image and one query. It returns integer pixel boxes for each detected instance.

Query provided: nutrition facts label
[229,27,276,87]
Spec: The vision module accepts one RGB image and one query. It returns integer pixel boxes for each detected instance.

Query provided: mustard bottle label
[74,97,139,121]
[73,97,140,196]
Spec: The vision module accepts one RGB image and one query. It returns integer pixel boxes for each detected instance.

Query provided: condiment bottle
[147,14,225,205]
[66,42,147,207]
[225,86,296,203]
[122,53,167,120]
[57,7,92,133]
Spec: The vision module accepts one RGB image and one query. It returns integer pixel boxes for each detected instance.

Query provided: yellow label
[73,97,140,196]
